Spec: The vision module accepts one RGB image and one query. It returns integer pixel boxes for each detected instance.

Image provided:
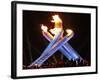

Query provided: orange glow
[50,28,62,35]
[66,29,73,37]
[41,24,48,32]
[51,15,63,28]
[41,15,73,37]
[50,15,63,35]
[51,15,62,23]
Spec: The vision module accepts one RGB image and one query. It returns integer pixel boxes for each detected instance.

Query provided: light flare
[51,15,62,23]
[66,29,73,37]
[41,24,48,32]
[51,15,63,29]
[50,28,62,35]
[50,15,63,35]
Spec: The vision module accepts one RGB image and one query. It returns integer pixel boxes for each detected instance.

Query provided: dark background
[23,10,91,67]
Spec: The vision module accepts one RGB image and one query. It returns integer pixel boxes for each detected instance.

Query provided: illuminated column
[63,43,82,61]
[42,31,73,60]
[28,30,63,67]
[37,36,70,65]
[29,35,72,67]
[42,29,82,61]
[40,31,63,57]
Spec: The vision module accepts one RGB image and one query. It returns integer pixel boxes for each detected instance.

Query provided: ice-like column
[28,31,63,67]
[42,31,73,60]
[42,31,81,60]
[31,36,71,66]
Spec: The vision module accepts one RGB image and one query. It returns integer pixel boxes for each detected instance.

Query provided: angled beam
[42,31,81,60]
[28,31,63,67]
[42,31,73,60]
[30,35,72,66]
[40,31,63,56]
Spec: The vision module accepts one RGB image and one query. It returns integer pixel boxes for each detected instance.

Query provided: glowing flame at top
[41,15,74,37]
[41,24,48,32]
[51,15,62,28]
[50,15,63,35]
[51,15,62,23]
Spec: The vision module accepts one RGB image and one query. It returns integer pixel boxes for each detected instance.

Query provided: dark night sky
[23,10,91,66]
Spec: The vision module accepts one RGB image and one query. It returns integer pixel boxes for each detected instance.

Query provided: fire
[51,15,63,28]
[50,28,62,35]
[66,29,73,37]
[51,15,62,23]
[41,15,73,37]
[41,24,48,32]
[50,15,63,35]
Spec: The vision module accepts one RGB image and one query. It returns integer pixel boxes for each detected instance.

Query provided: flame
[41,24,48,32]
[50,15,63,35]
[51,15,63,28]
[51,15,62,23]
[50,28,62,35]
[66,29,73,37]
[41,15,73,37]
